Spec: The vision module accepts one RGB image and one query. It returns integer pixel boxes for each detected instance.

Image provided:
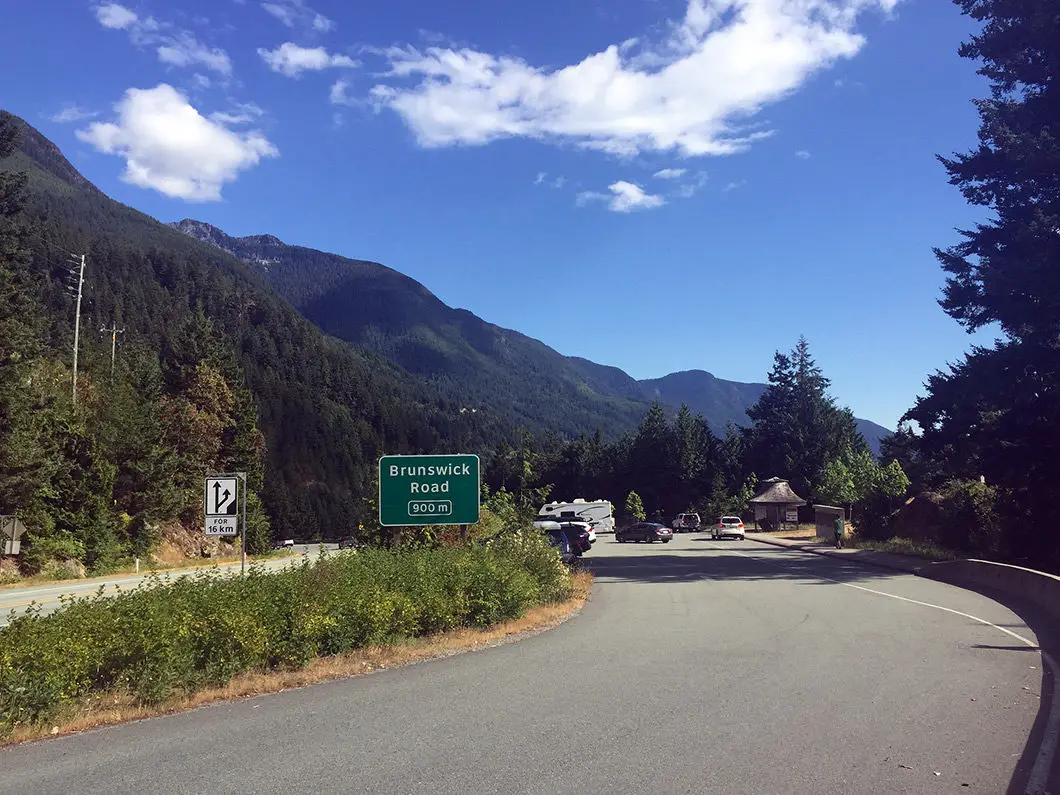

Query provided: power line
[71,254,85,406]
[99,322,125,381]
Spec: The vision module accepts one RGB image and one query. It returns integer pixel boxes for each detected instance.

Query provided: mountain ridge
[169,219,892,451]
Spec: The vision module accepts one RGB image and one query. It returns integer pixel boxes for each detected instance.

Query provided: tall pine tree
[744,337,864,498]
[905,0,1059,567]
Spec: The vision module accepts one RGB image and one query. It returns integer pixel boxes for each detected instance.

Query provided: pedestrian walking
[833,515,844,549]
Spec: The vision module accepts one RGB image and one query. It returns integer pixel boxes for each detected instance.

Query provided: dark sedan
[616,522,673,543]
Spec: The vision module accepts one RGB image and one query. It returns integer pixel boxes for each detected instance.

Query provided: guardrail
[917,559,1060,623]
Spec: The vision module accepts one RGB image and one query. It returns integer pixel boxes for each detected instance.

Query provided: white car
[712,516,746,540]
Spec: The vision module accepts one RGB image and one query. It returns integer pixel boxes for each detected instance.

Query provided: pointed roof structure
[748,477,806,506]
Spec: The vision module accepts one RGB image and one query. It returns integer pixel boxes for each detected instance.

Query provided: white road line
[730,542,1059,794]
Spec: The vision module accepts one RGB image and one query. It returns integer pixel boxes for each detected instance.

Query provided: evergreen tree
[624,490,646,522]
[744,337,864,497]
[905,0,1060,567]
[0,113,47,519]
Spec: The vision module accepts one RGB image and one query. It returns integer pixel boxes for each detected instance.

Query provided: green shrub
[0,533,571,733]
[937,479,1002,557]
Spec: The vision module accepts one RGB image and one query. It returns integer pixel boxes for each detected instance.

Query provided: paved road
[0,544,336,626]
[1,535,1055,794]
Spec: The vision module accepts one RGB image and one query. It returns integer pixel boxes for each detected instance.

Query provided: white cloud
[261,3,295,27]
[259,43,359,77]
[609,181,664,212]
[674,170,709,197]
[552,176,566,189]
[157,33,232,76]
[578,181,664,212]
[575,190,608,207]
[50,105,98,123]
[724,179,747,191]
[534,171,546,185]
[261,0,334,34]
[653,168,687,179]
[76,84,278,202]
[93,5,231,76]
[192,74,212,89]
[95,3,138,30]
[329,79,363,107]
[210,103,265,124]
[795,149,811,159]
[370,0,897,158]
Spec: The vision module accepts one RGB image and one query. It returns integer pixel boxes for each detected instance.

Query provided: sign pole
[240,472,247,575]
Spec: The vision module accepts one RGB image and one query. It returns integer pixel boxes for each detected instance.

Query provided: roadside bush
[936,479,1002,558]
[0,532,572,733]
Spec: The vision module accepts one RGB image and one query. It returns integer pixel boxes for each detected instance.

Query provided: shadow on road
[584,547,902,586]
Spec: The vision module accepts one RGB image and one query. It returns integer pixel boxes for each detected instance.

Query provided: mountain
[170,220,893,452]
[1,112,516,539]
[636,370,892,452]
[636,370,767,431]
[169,218,654,439]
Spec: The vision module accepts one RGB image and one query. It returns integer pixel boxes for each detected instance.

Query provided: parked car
[535,517,596,544]
[337,537,359,550]
[543,527,578,565]
[538,521,591,556]
[558,520,595,545]
[616,522,673,543]
[272,538,295,550]
[712,516,746,540]
[564,525,592,554]
[671,512,702,533]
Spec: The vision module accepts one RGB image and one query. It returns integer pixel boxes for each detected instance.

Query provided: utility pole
[100,322,125,381]
[71,254,86,406]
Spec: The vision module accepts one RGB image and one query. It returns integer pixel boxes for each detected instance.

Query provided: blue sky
[1,0,1000,430]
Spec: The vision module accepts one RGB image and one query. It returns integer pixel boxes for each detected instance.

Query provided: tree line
[477,337,909,531]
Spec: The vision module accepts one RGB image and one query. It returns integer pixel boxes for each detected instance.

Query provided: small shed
[813,505,846,541]
[748,478,806,530]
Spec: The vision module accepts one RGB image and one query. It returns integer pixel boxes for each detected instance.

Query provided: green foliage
[0,537,571,732]
[743,338,866,498]
[818,447,881,507]
[936,479,1003,558]
[897,1,1060,570]
[730,473,759,516]
[878,459,911,499]
[624,490,646,521]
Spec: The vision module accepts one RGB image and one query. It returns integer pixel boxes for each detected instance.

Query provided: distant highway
[1,536,1056,794]
[0,544,336,627]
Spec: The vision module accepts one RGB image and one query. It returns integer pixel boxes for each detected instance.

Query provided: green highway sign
[378,454,480,526]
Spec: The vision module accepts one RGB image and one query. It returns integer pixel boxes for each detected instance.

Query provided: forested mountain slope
[0,112,508,542]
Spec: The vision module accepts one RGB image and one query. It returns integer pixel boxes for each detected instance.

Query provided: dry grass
[845,536,959,562]
[2,570,592,746]
[754,524,820,541]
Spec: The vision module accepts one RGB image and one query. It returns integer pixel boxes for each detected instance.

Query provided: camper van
[536,499,616,534]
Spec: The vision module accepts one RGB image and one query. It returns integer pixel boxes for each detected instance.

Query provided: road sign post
[205,472,247,573]
[378,454,480,527]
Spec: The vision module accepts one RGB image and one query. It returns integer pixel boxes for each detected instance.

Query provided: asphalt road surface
[2,535,1055,795]
[0,544,335,627]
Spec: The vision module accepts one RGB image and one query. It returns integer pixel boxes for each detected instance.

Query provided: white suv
[713,516,745,540]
